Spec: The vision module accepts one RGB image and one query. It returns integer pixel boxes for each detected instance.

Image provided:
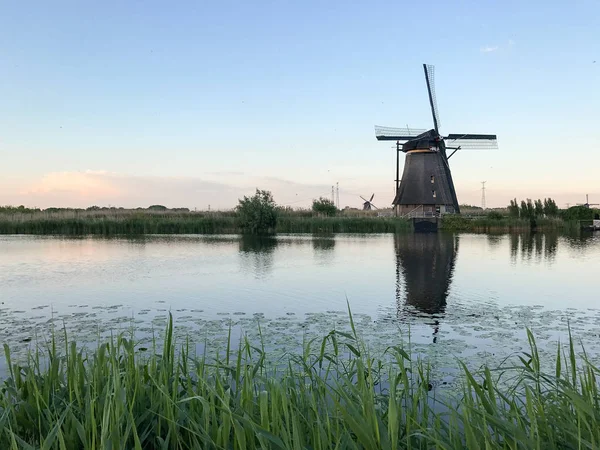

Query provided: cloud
[480,46,499,53]
[5,171,393,210]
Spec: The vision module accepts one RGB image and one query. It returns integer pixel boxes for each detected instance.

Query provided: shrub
[486,211,503,220]
[561,205,594,221]
[312,197,337,216]
[236,189,278,234]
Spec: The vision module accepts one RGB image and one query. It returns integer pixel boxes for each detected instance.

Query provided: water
[1,232,600,384]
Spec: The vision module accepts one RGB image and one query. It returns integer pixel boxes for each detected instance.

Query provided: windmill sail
[374,126,428,141]
[423,64,440,132]
[446,134,498,150]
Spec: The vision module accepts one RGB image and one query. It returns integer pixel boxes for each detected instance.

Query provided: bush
[312,197,337,217]
[561,205,594,221]
[486,211,503,220]
[236,189,278,234]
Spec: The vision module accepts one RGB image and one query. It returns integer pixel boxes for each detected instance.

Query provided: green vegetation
[0,195,411,235]
[508,197,559,221]
[440,215,566,232]
[561,205,598,221]
[3,191,597,235]
[1,312,599,449]
[236,189,279,235]
[0,211,239,235]
[312,197,337,217]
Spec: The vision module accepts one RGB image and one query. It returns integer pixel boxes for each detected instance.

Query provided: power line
[481,181,487,210]
[280,192,330,206]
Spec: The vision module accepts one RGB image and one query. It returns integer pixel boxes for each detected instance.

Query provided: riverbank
[0,209,578,235]
[1,314,598,449]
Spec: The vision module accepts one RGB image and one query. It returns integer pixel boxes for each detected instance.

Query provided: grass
[0,208,584,235]
[0,209,411,235]
[440,215,572,232]
[1,309,599,449]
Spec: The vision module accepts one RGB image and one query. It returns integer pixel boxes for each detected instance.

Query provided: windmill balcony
[396,204,456,218]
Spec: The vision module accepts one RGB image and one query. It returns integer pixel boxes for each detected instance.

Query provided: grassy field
[1,312,598,449]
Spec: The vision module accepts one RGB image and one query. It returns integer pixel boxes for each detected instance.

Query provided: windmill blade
[445,134,498,150]
[423,64,441,132]
[445,139,498,150]
[374,125,428,141]
[360,196,369,203]
[369,193,375,202]
[446,134,497,140]
[371,203,378,209]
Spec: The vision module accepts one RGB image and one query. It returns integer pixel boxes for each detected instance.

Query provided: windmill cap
[402,129,439,152]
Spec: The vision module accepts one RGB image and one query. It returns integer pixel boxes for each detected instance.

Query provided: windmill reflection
[394,233,458,342]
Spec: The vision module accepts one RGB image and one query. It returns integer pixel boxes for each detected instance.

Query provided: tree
[534,199,544,217]
[236,189,278,234]
[508,198,520,218]
[312,197,337,216]
[543,198,559,217]
[520,200,529,218]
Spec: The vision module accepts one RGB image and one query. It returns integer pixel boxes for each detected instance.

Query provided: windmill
[576,194,599,209]
[361,194,377,210]
[374,64,498,217]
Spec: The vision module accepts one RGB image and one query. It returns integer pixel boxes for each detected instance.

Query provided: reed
[0,212,238,235]
[440,215,571,232]
[1,311,599,449]
[0,211,411,235]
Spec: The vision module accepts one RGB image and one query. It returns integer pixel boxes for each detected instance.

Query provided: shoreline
[0,211,581,235]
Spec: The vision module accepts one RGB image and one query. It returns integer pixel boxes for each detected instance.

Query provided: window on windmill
[430,175,435,184]
[432,190,437,198]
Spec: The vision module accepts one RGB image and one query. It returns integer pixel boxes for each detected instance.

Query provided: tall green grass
[0,211,411,235]
[0,212,238,235]
[1,311,599,449]
[440,215,572,232]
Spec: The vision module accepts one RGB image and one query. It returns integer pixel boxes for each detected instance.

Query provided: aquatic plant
[1,311,599,449]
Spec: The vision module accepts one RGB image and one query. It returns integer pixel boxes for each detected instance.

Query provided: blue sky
[1,0,599,209]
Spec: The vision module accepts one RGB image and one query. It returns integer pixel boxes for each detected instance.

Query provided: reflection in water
[565,232,599,253]
[510,233,559,265]
[312,235,336,251]
[238,236,278,279]
[394,233,458,317]
[545,233,558,261]
[312,234,336,266]
[486,234,503,249]
[509,233,520,264]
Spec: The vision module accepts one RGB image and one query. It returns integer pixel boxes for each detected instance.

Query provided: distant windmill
[361,194,377,210]
[577,194,599,209]
[374,64,498,216]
